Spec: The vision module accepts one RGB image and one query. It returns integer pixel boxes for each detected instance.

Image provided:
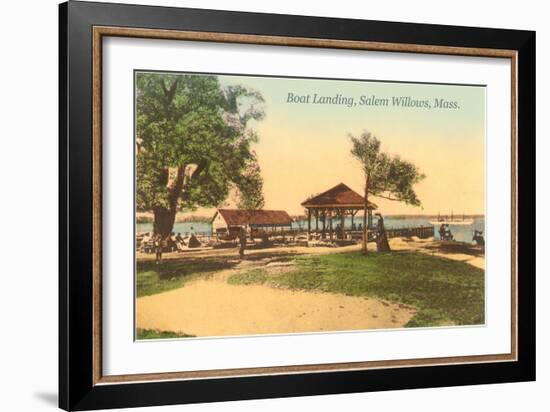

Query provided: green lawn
[228,251,485,327]
[136,328,195,340]
[136,257,236,297]
[136,250,301,297]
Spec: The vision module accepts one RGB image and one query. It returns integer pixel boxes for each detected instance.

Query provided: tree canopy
[350,131,425,207]
[349,130,425,253]
[136,73,266,236]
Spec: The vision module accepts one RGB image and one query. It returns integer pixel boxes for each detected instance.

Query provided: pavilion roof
[301,183,377,209]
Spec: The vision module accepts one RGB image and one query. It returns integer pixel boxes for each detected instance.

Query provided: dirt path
[137,272,416,337]
[136,255,417,337]
[136,237,482,337]
[136,242,365,263]
[138,238,484,269]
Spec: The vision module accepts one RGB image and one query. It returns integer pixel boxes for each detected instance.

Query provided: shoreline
[136,211,486,223]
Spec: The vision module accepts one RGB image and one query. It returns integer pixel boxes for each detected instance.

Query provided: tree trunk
[152,165,185,238]
[362,177,369,255]
[153,207,177,238]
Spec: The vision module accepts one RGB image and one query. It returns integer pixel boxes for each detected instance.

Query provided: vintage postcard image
[134,71,485,340]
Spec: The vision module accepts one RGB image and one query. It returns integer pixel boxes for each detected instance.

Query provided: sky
[216,74,486,216]
[161,72,486,217]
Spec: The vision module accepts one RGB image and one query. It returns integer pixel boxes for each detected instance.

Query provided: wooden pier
[385,226,434,239]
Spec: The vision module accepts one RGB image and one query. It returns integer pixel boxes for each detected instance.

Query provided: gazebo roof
[301,183,377,209]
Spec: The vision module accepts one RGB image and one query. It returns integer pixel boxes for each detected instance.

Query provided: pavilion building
[211,209,293,238]
[301,183,377,241]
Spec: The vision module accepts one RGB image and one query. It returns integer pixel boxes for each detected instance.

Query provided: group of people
[140,231,202,264]
[170,232,188,251]
[334,223,365,238]
[350,223,363,231]
[438,224,454,241]
[472,229,485,247]
[335,214,390,251]
[334,222,365,239]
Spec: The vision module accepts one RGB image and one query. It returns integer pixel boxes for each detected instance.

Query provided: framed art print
[59,1,535,410]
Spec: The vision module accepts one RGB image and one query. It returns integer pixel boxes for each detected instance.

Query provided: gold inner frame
[92,26,518,385]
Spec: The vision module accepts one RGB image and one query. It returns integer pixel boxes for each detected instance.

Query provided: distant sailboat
[429,211,474,225]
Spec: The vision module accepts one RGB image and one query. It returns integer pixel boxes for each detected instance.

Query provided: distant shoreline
[136,211,485,224]
[382,214,485,219]
[291,213,485,220]
[136,212,211,224]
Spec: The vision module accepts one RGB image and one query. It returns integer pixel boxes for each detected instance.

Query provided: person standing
[140,232,152,253]
[154,234,163,264]
[375,213,391,252]
[175,232,186,251]
[335,223,342,240]
[439,224,446,240]
[444,224,453,241]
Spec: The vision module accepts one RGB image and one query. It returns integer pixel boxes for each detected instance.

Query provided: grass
[228,251,484,327]
[136,257,236,297]
[136,250,299,297]
[136,328,195,339]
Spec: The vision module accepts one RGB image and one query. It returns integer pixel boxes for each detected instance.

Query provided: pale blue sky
[218,74,486,215]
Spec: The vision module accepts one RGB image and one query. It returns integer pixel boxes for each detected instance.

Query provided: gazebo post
[315,210,319,233]
[340,209,345,239]
[329,211,333,241]
[322,210,326,239]
[368,209,373,228]
[307,208,311,240]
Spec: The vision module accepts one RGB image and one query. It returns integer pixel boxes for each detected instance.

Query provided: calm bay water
[382,216,485,243]
[292,216,485,243]
[137,216,485,244]
[136,221,212,236]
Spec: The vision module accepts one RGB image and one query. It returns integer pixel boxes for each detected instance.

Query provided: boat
[429,212,474,225]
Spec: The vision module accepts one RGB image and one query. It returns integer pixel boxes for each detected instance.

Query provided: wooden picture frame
[59,1,535,410]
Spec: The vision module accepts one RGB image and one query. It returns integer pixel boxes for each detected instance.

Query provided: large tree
[349,131,425,254]
[136,73,265,237]
[234,155,265,210]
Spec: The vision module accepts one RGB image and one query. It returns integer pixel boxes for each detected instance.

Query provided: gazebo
[301,183,377,241]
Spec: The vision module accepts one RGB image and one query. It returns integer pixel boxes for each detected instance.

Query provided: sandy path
[138,238,484,269]
[137,273,416,337]
[136,237,482,337]
[136,243,364,263]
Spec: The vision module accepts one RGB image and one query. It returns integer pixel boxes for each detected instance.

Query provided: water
[136,221,212,236]
[293,216,485,243]
[386,216,485,243]
[136,216,485,244]
[292,216,485,243]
